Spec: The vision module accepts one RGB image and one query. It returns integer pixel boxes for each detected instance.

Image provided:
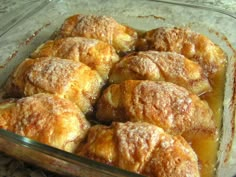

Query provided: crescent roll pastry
[4,57,104,114]
[78,121,200,177]
[0,93,90,152]
[57,14,138,53]
[109,51,211,95]
[31,37,119,80]
[96,80,216,136]
[141,27,226,79]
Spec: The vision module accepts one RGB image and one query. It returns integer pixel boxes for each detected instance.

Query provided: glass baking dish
[0,0,235,176]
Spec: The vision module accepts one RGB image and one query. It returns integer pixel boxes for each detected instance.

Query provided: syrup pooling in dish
[135,27,226,177]
[186,64,226,177]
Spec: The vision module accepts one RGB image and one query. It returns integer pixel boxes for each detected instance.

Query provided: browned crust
[57,14,138,52]
[4,57,104,114]
[141,27,226,80]
[109,51,212,95]
[31,37,119,80]
[78,122,200,177]
[96,80,217,137]
[0,93,90,152]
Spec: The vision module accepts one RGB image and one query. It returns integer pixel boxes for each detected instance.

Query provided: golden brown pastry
[31,37,119,80]
[4,57,104,114]
[0,93,90,152]
[78,121,200,177]
[140,27,226,79]
[57,14,138,53]
[96,80,216,136]
[109,51,211,95]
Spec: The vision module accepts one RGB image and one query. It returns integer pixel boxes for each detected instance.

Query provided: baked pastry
[78,121,200,177]
[57,14,138,53]
[140,27,226,79]
[31,37,119,80]
[96,80,216,136]
[0,93,90,153]
[0,12,223,177]
[4,57,104,114]
[109,51,211,95]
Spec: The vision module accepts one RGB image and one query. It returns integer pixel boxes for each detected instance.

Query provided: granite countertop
[0,0,235,177]
[176,0,236,14]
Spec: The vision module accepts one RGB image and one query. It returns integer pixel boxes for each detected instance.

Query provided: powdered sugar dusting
[107,122,199,176]
[159,135,174,149]
[110,50,211,95]
[27,58,81,94]
[6,93,89,152]
[115,122,163,152]
[109,53,160,83]
[143,51,188,79]
[55,37,99,58]
[114,122,163,171]
[74,15,118,45]
[145,27,226,77]
[125,81,195,134]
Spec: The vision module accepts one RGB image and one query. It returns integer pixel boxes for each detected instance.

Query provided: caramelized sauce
[184,67,226,177]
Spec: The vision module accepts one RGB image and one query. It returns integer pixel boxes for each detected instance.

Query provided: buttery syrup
[184,67,226,177]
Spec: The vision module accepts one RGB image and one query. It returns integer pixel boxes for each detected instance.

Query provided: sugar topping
[142,51,188,79]
[74,15,118,45]
[124,80,195,134]
[27,58,82,94]
[55,37,99,57]
[114,122,163,171]
[110,50,211,95]
[115,122,163,152]
[111,122,199,176]
[145,27,226,76]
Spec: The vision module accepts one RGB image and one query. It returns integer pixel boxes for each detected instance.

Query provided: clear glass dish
[0,0,235,177]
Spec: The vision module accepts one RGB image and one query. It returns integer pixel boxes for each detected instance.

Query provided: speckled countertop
[0,0,235,177]
[176,0,236,14]
[2,0,234,15]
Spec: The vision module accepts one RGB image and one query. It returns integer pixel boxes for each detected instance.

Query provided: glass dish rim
[0,128,145,177]
[1,0,236,39]
[0,0,235,176]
